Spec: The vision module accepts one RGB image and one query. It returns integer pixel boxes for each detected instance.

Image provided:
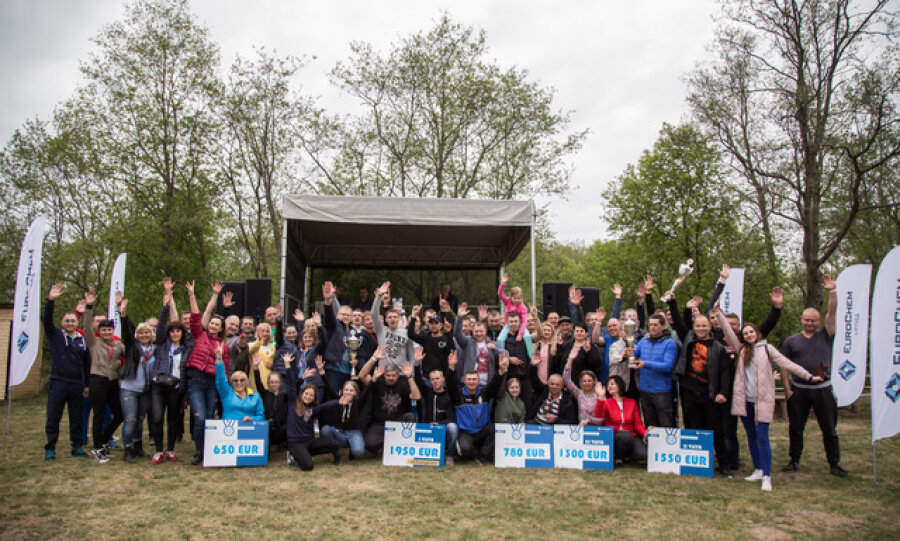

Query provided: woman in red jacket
[184,281,229,465]
[594,375,647,465]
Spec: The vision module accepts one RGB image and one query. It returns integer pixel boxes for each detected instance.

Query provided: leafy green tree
[687,0,900,308]
[310,14,587,200]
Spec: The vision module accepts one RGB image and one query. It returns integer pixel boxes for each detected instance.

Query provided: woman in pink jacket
[716,312,822,491]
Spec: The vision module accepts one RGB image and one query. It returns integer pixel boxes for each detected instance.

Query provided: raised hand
[294,308,305,323]
[322,281,335,300]
[212,280,224,294]
[501,272,509,284]
[222,291,235,308]
[315,355,325,373]
[84,291,97,306]
[302,368,317,380]
[499,353,510,372]
[374,281,391,296]
[161,276,174,293]
[636,283,646,298]
[163,288,173,306]
[373,345,387,360]
[373,365,386,381]
[274,303,282,318]
[478,305,488,321]
[531,351,542,366]
[822,274,836,291]
[312,312,322,326]
[457,302,469,317]
[48,284,64,300]
[439,299,451,313]
[118,298,129,315]
[114,290,123,307]
[282,352,294,368]
[770,286,784,309]
[612,283,622,298]
[448,350,458,370]
[719,264,731,281]
[569,286,583,306]
[184,281,195,295]
[215,342,224,359]
[410,304,422,317]
[414,347,425,364]
[401,362,414,379]
[685,296,703,310]
[596,306,607,323]
[644,275,655,292]
[75,299,87,314]
[529,302,538,316]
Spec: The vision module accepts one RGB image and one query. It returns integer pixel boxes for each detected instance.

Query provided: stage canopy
[280,194,535,310]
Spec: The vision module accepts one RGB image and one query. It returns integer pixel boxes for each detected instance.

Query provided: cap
[558,315,572,324]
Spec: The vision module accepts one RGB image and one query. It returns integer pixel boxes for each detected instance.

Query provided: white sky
[0,0,719,243]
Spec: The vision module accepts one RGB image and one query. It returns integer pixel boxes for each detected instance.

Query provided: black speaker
[542,282,572,318]
[217,281,245,318]
[244,278,272,320]
[579,287,600,315]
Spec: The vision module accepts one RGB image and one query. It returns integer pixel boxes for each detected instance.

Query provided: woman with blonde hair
[716,313,822,492]
[248,323,276,391]
[532,321,558,386]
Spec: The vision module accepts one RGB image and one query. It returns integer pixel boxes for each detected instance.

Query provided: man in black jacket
[42,284,91,460]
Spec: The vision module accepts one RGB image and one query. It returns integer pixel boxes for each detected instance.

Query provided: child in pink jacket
[498,273,527,339]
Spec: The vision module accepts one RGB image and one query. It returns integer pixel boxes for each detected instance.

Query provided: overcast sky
[0,0,719,244]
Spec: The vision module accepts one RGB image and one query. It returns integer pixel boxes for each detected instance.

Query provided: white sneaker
[91,448,110,464]
[286,451,296,467]
[745,469,764,481]
[761,476,772,491]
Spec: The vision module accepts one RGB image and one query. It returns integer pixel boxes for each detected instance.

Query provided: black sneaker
[191,455,203,466]
[830,465,848,478]
[719,468,734,479]
[332,452,342,466]
[781,461,800,472]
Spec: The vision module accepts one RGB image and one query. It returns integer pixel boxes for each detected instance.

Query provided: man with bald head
[780,275,845,477]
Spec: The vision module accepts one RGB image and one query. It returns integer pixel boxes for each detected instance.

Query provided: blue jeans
[187,377,218,457]
[444,422,459,457]
[320,425,365,458]
[120,389,151,447]
[741,402,772,476]
[45,379,85,451]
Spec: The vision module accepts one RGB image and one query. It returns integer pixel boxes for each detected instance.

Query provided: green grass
[0,394,897,540]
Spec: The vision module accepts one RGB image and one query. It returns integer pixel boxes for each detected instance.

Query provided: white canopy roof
[280,194,535,310]
[282,194,533,268]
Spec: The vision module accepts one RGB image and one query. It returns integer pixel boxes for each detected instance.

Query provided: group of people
[41,266,847,490]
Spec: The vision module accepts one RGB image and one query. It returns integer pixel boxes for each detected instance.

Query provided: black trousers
[639,391,674,428]
[89,376,123,450]
[151,384,182,452]
[288,438,342,471]
[723,400,741,468]
[45,379,85,451]
[457,424,495,460]
[364,414,417,454]
[680,387,730,470]
[614,429,647,463]
[787,385,841,466]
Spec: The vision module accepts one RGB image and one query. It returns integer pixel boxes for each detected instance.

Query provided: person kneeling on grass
[358,351,421,455]
[318,355,369,463]
[413,349,461,465]
[594,375,646,466]
[282,352,343,470]
[215,342,264,425]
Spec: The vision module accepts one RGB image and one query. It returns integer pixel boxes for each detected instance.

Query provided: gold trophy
[623,316,638,368]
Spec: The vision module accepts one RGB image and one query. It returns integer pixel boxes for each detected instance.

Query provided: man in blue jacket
[42,284,91,460]
[629,313,679,428]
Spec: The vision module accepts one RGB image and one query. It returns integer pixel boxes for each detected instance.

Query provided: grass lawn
[0,394,897,540]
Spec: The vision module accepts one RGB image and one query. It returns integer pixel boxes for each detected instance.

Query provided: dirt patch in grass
[749,525,793,540]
